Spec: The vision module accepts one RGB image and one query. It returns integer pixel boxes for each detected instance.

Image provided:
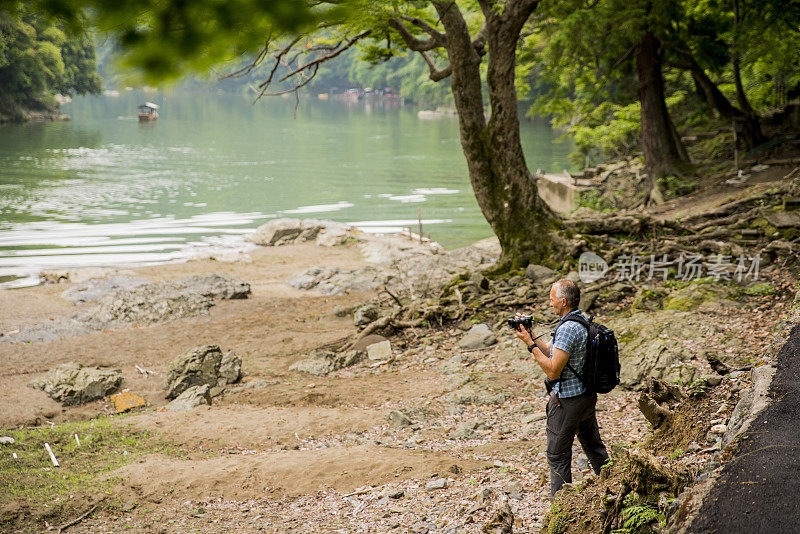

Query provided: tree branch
[420,51,453,81]
[400,15,446,42]
[388,18,444,51]
[277,31,371,83]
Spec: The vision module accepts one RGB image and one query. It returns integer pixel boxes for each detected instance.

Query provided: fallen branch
[57,503,99,533]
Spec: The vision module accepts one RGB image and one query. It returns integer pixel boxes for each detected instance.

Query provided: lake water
[0,91,572,288]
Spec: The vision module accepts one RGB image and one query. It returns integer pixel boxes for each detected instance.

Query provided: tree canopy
[0,6,101,121]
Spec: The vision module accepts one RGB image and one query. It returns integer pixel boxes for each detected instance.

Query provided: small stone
[449,420,479,440]
[477,488,493,504]
[385,489,404,499]
[122,500,137,512]
[0,436,15,445]
[425,478,448,491]
[367,340,392,361]
[387,410,413,428]
[458,324,497,350]
[709,424,727,434]
[447,405,464,416]
[705,375,723,387]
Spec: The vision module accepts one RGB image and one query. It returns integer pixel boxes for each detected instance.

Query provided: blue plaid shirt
[551,309,588,398]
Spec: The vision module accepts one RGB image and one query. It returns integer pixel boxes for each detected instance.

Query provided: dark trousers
[546,391,609,498]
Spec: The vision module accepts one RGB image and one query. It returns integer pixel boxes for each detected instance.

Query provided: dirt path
[687,323,800,533]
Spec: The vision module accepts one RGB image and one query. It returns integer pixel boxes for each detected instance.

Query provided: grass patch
[0,415,177,531]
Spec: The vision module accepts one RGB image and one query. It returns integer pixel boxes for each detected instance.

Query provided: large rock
[62,276,148,305]
[607,310,745,389]
[164,345,241,400]
[28,363,122,405]
[166,384,212,411]
[173,273,250,300]
[3,274,251,344]
[662,283,740,312]
[79,284,214,328]
[316,222,356,247]
[288,266,386,295]
[248,218,325,246]
[524,264,557,283]
[458,324,497,350]
[3,317,95,344]
[289,237,500,298]
[289,350,366,376]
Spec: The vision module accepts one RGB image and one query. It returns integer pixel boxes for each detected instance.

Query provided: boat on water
[138,102,159,121]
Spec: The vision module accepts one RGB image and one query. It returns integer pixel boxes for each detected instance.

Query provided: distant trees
[529,0,800,202]
[0,8,101,121]
[9,0,800,262]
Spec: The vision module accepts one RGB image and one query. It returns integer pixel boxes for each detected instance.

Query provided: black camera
[507,314,533,331]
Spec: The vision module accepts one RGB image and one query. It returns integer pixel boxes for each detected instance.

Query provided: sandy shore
[1,231,795,534]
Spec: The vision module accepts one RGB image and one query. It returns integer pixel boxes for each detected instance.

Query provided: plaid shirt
[551,309,588,398]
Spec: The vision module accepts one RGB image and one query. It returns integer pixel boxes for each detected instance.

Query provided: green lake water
[0,91,572,288]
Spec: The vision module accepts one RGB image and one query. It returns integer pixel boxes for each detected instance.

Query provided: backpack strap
[554,313,592,386]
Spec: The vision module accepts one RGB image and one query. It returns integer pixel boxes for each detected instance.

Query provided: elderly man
[513,279,609,498]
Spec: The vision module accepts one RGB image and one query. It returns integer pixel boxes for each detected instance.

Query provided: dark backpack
[556,313,620,394]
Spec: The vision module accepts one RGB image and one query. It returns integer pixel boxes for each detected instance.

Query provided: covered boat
[138,102,159,121]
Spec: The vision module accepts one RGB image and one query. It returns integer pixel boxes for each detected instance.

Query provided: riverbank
[0,204,796,532]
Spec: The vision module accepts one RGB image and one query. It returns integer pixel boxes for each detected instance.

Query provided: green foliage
[3,0,320,84]
[568,102,642,166]
[576,190,612,212]
[614,504,664,533]
[0,7,101,120]
[685,379,708,397]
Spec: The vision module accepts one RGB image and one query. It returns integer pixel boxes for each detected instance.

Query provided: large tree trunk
[689,60,765,150]
[635,31,690,201]
[433,0,563,268]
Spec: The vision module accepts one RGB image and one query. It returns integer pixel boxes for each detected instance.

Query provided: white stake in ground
[75,434,81,447]
[44,442,60,467]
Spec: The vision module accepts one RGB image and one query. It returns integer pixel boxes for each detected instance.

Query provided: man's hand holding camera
[509,313,549,358]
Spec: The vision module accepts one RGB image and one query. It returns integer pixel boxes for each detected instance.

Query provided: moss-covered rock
[662,283,740,311]
[742,283,776,296]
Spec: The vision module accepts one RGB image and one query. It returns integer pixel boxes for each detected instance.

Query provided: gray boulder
[164,345,242,400]
[524,264,557,283]
[607,310,748,389]
[458,324,497,350]
[387,409,413,428]
[28,363,122,405]
[174,274,251,300]
[450,420,480,440]
[166,384,211,411]
[288,266,386,295]
[316,222,355,247]
[62,276,148,305]
[80,274,250,328]
[248,218,325,246]
[288,350,366,376]
[4,317,95,344]
[4,274,251,345]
